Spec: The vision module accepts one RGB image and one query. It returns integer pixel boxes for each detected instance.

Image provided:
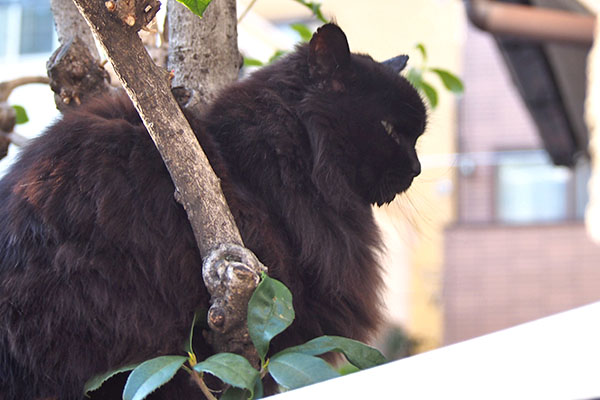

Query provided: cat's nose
[411,159,421,177]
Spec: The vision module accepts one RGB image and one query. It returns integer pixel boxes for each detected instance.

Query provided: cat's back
[1,93,153,191]
[1,94,149,199]
[0,93,191,272]
[0,93,209,399]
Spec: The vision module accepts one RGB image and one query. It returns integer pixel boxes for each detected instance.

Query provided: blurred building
[444,7,600,344]
[246,0,600,354]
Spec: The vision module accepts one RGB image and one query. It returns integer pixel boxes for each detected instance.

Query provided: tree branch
[46,37,113,110]
[0,76,50,103]
[69,0,264,366]
[167,0,240,110]
[49,0,113,109]
[0,76,51,159]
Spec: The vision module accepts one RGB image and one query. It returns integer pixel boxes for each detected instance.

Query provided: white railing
[268,301,600,400]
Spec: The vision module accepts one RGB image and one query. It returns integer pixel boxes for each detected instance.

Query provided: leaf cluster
[242,23,315,68]
[405,43,464,109]
[85,274,386,399]
[292,0,327,23]
[241,0,327,68]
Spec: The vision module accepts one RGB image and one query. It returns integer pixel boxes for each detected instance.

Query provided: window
[0,3,18,58]
[19,1,54,55]
[0,0,56,59]
[496,151,589,224]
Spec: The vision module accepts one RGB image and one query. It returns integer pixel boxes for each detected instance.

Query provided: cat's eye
[380,120,400,145]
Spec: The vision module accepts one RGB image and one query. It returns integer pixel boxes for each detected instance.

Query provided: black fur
[0,24,426,399]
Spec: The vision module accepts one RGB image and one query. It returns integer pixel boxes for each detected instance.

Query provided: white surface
[268,302,600,400]
[0,56,59,178]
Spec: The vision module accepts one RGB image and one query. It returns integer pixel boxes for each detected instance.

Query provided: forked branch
[68,0,263,366]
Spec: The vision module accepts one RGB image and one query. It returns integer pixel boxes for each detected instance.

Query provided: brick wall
[458,25,542,224]
[443,223,600,344]
[443,25,600,345]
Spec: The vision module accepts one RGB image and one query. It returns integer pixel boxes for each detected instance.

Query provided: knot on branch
[0,102,15,160]
[47,37,112,111]
[202,243,267,364]
[0,131,9,160]
[104,0,160,32]
[172,87,209,116]
[0,103,16,133]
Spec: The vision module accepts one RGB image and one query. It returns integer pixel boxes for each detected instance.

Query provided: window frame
[0,0,57,61]
[493,148,589,225]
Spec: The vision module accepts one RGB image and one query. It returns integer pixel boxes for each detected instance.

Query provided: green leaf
[276,335,386,370]
[244,58,264,67]
[420,80,438,109]
[175,0,212,17]
[186,310,198,354]
[11,105,28,125]
[185,308,207,355]
[415,43,427,62]
[291,23,313,42]
[406,68,423,89]
[268,352,340,390]
[247,274,295,361]
[293,0,327,23]
[337,363,359,375]
[193,353,259,397]
[220,387,249,400]
[253,377,264,399]
[268,50,287,64]
[84,363,139,395]
[430,68,464,94]
[123,356,187,400]
[220,379,263,400]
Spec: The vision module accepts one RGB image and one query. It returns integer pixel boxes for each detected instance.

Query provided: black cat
[0,24,426,399]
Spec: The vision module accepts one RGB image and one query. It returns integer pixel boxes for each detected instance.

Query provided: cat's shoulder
[22,92,148,164]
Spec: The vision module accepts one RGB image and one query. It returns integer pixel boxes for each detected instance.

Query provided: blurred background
[1,0,598,360]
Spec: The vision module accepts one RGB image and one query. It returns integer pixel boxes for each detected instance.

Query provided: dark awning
[465,0,595,167]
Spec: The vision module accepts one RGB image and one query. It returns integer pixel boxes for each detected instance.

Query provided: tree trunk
[167,0,240,109]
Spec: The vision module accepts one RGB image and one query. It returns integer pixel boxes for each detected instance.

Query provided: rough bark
[68,0,264,365]
[0,76,51,103]
[0,107,12,159]
[46,37,112,110]
[48,0,113,109]
[167,0,241,111]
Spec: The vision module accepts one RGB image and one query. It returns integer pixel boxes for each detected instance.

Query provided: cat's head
[304,24,427,207]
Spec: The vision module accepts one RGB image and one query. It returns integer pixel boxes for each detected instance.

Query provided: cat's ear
[308,24,351,81]
[382,55,409,74]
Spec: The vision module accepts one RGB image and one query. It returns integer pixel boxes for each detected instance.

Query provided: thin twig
[190,370,219,400]
[0,76,50,102]
[237,0,259,23]
[6,132,29,147]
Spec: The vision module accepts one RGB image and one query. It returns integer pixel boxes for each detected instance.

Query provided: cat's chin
[369,177,414,207]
